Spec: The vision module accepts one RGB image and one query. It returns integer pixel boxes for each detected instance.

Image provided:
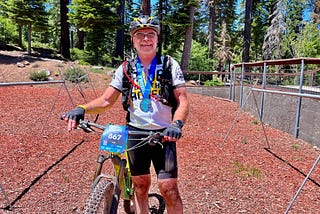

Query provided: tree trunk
[18,24,22,48]
[142,0,151,15]
[75,30,84,50]
[60,0,70,59]
[114,0,125,66]
[181,5,195,71]
[157,0,163,56]
[27,24,31,55]
[209,5,215,59]
[242,0,253,63]
[163,0,169,50]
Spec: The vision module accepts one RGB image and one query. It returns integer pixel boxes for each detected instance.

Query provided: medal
[136,57,157,112]
[140,98,152,112]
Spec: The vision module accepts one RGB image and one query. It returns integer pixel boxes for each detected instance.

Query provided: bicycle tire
[148,193,166,214]
[123,199,135,214]
[84,179,115,214]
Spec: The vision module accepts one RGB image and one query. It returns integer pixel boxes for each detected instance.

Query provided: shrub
[0,16,18,44]
[70,48,90,64]
[64,67,88,83]
[29,71,48,81]
[204,76,224,86]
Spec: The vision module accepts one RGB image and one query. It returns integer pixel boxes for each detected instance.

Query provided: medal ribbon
[136,56,157,100]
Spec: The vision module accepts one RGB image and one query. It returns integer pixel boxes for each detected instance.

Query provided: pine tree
[6,0,49,54]
[68,0,119,64]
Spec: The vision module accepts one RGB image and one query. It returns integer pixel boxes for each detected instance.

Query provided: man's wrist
[77,105,87,113]
[172,120,184,129]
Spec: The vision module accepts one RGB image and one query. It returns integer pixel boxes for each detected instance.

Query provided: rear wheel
[123,199,135,214]
[84,180,114,214]
[148,193,166,214]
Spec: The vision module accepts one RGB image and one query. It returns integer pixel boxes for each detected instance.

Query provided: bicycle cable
[78,127,163,152]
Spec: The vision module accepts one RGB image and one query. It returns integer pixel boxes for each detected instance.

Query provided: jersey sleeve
[170,58,186,87]
[109,64,124,91]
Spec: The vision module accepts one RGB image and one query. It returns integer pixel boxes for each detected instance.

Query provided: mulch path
[0,85,319,213]
[0,51,319,213]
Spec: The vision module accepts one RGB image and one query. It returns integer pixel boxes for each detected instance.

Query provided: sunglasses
[134,32,157,40]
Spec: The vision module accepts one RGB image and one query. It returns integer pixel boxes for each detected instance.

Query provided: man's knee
[132,175,151,195]
[158,179,180,200]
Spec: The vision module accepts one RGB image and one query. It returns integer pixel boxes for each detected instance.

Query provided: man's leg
[158,178,183,214]
[132,174,151,214]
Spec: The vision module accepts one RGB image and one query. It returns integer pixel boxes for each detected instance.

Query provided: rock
[92,66,104,70]
[190,80,197,85]
[23,60,30,65]
[17,62,25,68]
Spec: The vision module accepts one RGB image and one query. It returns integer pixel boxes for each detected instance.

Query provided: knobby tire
[148,193,166,214]
[123,199,135,214]
[84,180,115,214]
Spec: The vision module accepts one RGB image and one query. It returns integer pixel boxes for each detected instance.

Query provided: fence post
[294,59,305,138]
[259,62,267,120]
[240,63,245,106]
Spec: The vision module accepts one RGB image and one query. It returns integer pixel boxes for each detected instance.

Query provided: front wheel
[84,179,115,214]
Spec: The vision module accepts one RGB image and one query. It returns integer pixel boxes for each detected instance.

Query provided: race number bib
[100,125,129,153]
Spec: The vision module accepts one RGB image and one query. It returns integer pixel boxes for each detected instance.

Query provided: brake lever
[148,132,164,148]
[78,122,95,133]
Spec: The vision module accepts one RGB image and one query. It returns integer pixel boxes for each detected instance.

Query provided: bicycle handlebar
[78,120,164,148]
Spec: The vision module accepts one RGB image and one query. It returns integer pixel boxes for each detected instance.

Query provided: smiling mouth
[140,44,154,49]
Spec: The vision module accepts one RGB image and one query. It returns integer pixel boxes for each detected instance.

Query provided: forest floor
[0,50,319,213]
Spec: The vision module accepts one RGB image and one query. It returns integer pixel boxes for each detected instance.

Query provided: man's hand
[61,107,85,131]
[163,125,182,142]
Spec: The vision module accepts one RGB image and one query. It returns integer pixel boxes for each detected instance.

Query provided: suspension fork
[93,154,108,181]
[112,153,134,200]
[122,152,134,200]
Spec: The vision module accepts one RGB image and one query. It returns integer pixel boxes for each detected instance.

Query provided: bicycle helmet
[130,15,160,36]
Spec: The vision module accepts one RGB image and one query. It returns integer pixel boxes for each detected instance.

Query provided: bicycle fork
[110,156,127,213]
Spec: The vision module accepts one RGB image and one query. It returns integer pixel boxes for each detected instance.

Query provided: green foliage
[29,71,48,81]
[170,39,217,72]
[6,0,49,29]
[46,0,60,50]
[2,0,320,72]
[282,77,295,85]
[64,67,88,83]
[70,48,90,63]
[78,60,90,66]
[204,76,224,86]
[232,161,262,179]
[292,23,320,57]
[68,0,119,32]
[291,143,300,150]
[188,40,216,71]
[68,0,118,65]
[252,119,259,125]
[0,15,18,43]
[83,29,115,65]
[90,67,105,74]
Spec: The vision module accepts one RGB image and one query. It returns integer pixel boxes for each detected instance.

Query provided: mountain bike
[77,120,166,214]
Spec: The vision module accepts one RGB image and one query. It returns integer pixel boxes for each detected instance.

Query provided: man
[63,15,189,214]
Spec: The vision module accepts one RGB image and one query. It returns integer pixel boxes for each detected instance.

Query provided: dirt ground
[0,51,319,213]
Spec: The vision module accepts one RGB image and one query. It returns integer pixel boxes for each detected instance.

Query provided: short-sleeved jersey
[110,56,185,130]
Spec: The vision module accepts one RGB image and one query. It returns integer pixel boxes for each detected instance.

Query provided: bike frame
[90,152,134,201]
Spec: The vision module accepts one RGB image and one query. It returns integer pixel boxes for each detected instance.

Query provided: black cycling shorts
[126,126,178,179]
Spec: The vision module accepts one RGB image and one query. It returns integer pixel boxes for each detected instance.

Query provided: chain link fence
[185,58,320,147]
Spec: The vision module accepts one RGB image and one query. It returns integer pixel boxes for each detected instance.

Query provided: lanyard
[136,56,157,99]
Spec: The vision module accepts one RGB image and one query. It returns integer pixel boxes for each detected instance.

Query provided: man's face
[132,28,158,56]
